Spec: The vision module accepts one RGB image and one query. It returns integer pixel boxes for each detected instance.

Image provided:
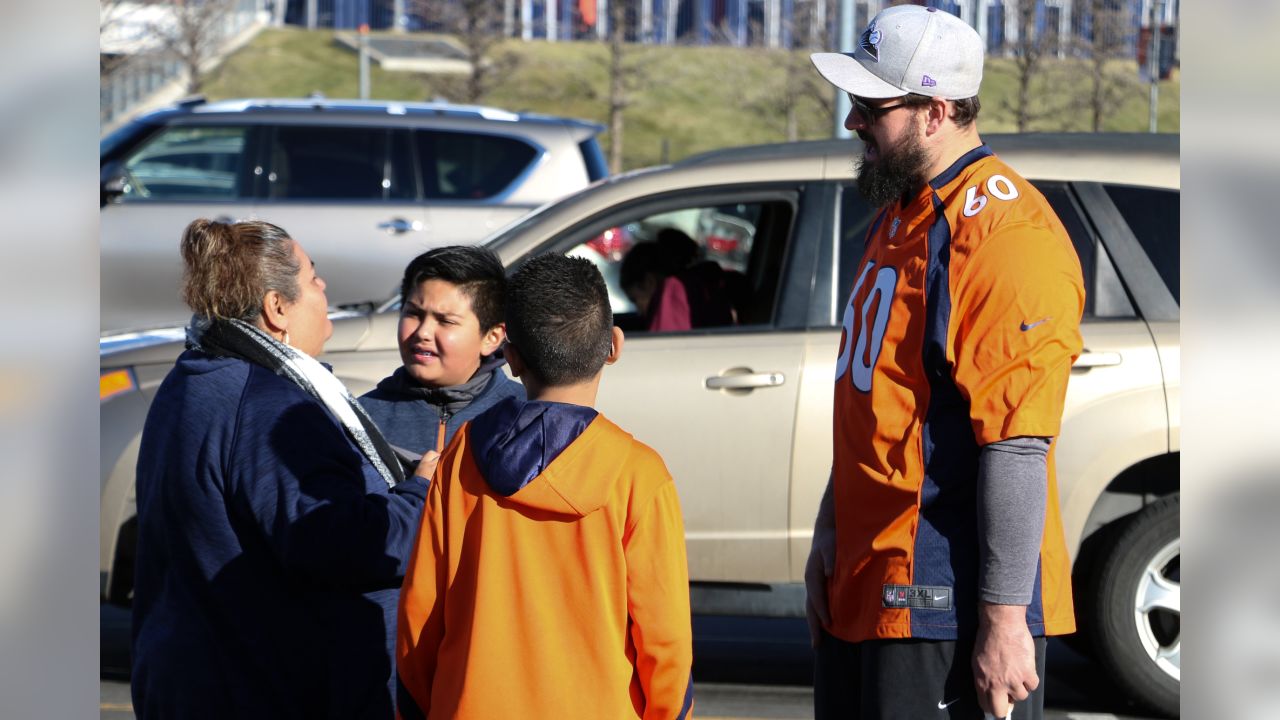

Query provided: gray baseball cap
[811,5,984,100]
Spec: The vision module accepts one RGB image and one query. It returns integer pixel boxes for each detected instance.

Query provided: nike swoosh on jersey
[1020,317,1051,331]
[938,698,960,709]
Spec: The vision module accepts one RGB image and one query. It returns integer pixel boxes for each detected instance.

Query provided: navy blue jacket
[359,363,525,457]
[130,350,428,720]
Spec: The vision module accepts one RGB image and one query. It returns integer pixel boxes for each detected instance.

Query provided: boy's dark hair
[506,254,613,387]
[400,245,505,331]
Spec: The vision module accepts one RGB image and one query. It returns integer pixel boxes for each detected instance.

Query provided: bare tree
[1001,0,1049,132]
[100,0,132,35]
[415,0,513,104]
[607,0,629,173]
[740,9,833,143]
[600,1,654,172]
[151,0,238,95]
[1076,0,1137,131]
[100,0,135,79]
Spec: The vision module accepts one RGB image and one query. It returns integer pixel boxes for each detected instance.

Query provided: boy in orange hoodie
[396,254,694,720]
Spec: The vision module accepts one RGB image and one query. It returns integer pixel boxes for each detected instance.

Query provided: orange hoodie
[396,398,694,720]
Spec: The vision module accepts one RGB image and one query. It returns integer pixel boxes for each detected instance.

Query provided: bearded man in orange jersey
[805,6,1085,719]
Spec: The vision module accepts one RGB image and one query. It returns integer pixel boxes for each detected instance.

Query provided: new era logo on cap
[810,5,984,100]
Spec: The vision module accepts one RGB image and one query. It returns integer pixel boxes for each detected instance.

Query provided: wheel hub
[1133,538,1180,681]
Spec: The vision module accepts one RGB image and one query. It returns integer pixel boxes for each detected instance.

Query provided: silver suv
[101,133,1178,715]
[99,96,607,333]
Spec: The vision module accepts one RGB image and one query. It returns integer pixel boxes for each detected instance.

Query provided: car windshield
[100,119,153,158]
[479,187,590,249]
[480,168,665,253]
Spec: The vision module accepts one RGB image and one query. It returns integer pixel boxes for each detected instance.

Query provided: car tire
[1088,496,1179,718]
[1063,515,1126,660]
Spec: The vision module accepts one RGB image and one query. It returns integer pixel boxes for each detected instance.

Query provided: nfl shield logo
[860,23,882,61]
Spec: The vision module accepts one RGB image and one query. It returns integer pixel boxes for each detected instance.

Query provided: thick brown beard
[854,121,931,208]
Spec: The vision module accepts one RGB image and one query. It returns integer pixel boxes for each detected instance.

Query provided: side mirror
[100,161,129,206]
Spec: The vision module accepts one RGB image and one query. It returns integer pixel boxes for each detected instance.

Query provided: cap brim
[810,52,907,100]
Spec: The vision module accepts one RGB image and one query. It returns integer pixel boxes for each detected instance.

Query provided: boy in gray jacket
[360,246,524,477]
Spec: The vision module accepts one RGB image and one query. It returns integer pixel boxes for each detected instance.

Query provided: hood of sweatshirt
[469,396,627,518]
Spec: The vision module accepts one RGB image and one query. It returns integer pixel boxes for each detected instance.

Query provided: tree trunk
[607,2,626,173]
[1013,0,1037,132]
[1090,55,1104,132]
[785,51,800,141]
[1016,60,1031,132]
[182,34,203,94]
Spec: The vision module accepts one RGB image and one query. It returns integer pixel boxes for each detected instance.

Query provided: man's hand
[413,450,440,481]
[804,525,835,648]
[972,602,1038,718]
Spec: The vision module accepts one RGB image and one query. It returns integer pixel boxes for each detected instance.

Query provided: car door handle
[377,218,423,234]
[1073,351,1122,370]
[705,371,785,390]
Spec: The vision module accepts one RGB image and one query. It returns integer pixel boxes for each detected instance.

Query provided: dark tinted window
[836,184,874,303]
[267,126,407,200]
[121,125,249,200]
[418,130,538,200]
[1035,182,1135,319]
[101,118,159,160]
[579,137,608,182]
[1104,185,1179,303]
[389,129,418,200]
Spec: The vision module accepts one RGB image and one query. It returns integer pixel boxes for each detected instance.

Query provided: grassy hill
[204,27,1179,171]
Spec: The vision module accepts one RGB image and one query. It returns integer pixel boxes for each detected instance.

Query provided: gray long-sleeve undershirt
[977,436,1051,605]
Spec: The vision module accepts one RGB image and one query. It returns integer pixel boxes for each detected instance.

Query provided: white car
[99,96,607,333]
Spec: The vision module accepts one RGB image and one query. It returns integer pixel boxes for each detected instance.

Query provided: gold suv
[101,133,1179,715]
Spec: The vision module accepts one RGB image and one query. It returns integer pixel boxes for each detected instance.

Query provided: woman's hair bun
[179,218,298,321]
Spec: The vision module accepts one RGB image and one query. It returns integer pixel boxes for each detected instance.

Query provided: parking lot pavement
[101,604,1163,720]
[100,680,134,720]
[99,677,1157,720]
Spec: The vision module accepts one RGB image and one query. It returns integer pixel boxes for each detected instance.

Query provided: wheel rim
[1133,537,1180,682]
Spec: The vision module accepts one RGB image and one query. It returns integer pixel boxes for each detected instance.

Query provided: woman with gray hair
[130,219,435,719]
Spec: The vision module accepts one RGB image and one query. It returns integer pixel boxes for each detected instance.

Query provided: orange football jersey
[828,145,1084,642]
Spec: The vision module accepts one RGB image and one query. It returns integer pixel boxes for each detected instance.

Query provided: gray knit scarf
[186,316,405,488]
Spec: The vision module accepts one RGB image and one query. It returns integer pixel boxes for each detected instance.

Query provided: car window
[578,138,609,182]
[417,130,538,200]
[1036,182,1135,319]
[561,198,795,333]
[267,126,410,200]
[1103,185,1180,304]
[389,129,419,200]
[121,125,249,201]
[836,182,1135,319]
[836,185,874,306]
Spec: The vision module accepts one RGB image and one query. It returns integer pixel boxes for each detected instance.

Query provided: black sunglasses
[849,95,913,124]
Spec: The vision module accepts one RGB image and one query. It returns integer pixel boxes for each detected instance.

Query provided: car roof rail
[174,94,207,109]
[185,97,600,133]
